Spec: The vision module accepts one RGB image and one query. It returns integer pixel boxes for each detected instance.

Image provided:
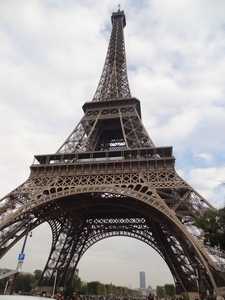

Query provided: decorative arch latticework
[1,179,225,296]
[1,8,225,299]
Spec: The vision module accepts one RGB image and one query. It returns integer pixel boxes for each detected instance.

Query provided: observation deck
[30,146,174,175]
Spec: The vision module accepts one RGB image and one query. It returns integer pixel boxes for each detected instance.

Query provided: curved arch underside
[0,190,221,295]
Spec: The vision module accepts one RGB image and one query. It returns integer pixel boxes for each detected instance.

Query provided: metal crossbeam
[0,8,224,298]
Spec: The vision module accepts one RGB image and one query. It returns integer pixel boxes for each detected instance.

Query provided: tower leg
[40,218,91,289]
[151,221,197,293]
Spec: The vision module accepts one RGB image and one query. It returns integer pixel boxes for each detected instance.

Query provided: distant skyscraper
[139,271,146,289]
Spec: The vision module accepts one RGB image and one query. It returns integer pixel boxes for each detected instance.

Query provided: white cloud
[187,166,225,207]
[0,0,225,288]
[195,153,213,163]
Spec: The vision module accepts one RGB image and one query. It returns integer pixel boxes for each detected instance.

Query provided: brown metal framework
[0,9,225,297]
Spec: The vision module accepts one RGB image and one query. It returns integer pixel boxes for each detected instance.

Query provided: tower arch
[0,186,220,294]
[0,8,225,298]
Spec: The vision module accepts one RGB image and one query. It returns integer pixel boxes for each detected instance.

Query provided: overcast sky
[0,0,225,289]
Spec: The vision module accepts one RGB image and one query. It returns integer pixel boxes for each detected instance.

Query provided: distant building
[139,271,146,289]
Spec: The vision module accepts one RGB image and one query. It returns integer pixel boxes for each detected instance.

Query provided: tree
[33,269,42,283]
[87,281,101,294]
[156,286,165,298]
[0,269,144,297]
[14,273,35,293]
[97,282,106,295]
[164,284,175,297]
[73,272,82,292]
[105,283,113,295]
[194,208,225,251]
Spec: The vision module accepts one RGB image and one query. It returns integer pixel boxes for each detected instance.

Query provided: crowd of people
[39,292,148,300]
[38,291,225,300]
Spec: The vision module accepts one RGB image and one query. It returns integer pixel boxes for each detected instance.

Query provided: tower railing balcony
[82,97,142,117]
[31,146,174,169]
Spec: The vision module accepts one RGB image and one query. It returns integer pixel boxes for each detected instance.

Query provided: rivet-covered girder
[57,99,155,153]
[0,8,225,298]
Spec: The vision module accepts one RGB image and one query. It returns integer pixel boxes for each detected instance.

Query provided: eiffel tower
[0,9,225,298]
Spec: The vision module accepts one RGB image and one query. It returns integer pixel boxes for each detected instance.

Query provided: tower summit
[93,9,130,102]
[111,8,126,27]
[0,9,225,298]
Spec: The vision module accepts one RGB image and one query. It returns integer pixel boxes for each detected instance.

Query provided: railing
[32,146,173,167]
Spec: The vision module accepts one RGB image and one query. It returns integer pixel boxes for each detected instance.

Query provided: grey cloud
[0,0,225,288]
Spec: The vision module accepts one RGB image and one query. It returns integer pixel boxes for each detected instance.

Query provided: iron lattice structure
[0,9,225,297]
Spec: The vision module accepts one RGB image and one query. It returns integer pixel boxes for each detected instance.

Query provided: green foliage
[164,284,175,297]
[0,268,143,297]
[81,281,140,296]
[33,269,42,281]
[32,269,42,287]
[73,272,82,292]
[156,286,165,298]
[105,283,113,295]
[14,273,35,293]
[194,208,225,250]
[86,281,101,295]
[156,284,175,298]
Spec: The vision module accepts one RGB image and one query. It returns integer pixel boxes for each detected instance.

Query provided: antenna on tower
[118,4,121,11]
